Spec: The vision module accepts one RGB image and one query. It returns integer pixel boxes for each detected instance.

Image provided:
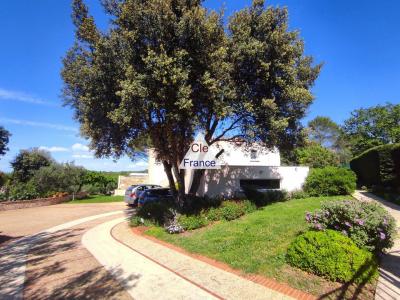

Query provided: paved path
[0,201,307,300]
[0,202,132,300]
[353,191,400,300]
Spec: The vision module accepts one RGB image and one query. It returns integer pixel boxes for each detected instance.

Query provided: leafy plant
[286,230,378,283]
[294,143,340,168]
[8,181,40,201]
[219,201,246,221]
[305,199,396,252]
[178,214,208,230]
[136,202,173,226]
[304,167,356,196]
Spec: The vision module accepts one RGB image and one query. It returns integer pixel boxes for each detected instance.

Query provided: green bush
[205,206,222,221]
[178,214,208,230]
[219,201,246,221]
[286,230,378,283]
[304,167,356,196]
[242,186,287,207]
[306,199,396,252]
[294,143,340,168]
[136,202,173,225]
[289,190,309,199]
[8,181,40,201]
[350,143,400,192]
[130,215,154,227]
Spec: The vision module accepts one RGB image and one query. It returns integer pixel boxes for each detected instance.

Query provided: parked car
[137,188,173,207]
[124,184,161,207]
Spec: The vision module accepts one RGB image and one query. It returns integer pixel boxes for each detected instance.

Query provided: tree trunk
[188,169,205,195]
[172,163,186,207]
[162,160,177,199]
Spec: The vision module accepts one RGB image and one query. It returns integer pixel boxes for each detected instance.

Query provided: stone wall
[0,192,88,211]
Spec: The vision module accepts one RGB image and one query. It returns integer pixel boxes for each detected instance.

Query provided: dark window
[240,179,280,189]
[250,150,257,160]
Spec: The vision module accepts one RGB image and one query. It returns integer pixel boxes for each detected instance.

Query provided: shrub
[286,230,378,283]
[304,167,356,196]
[242,186,287,207]
[130,215,155,227]
[181,195,222,215]
[136,202,173,225]
[178,214,208,230]
[242,199,257,214]
[350,143,400,193]
[306,199,396,252]
[289,190,309,199]
[294,143,340,168]
[8,181,40,201]
[219,201,246,221]
[205,206,222,221]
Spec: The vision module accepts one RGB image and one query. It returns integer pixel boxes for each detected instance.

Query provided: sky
[1,0,399,172]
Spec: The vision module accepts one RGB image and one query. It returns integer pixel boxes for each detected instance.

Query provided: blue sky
[1,0,399,172]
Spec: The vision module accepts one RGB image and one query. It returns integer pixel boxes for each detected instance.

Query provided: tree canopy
[0,126,11,158]
[62,0,321,202]
[343,103,400,156]
[10,148,53,183]
[307,116,340,147]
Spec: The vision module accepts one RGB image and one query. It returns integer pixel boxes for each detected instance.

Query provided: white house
[147,141,309,198]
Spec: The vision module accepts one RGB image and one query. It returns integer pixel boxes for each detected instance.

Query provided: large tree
[10,148,53,183]
[0,126,11,158]
[307,116,340,147]
[62,0,321,203]
[343,103,400,156]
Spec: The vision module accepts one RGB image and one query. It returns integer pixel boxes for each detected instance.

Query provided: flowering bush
[305,199,396,252]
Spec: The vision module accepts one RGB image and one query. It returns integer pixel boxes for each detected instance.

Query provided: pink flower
[305,212,311,222]
[379,232,386,240]
[345,221,352,228]
[356,219,365,226]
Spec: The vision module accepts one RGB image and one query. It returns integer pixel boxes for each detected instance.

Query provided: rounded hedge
[304,167,356,196]
[286,230,378,283]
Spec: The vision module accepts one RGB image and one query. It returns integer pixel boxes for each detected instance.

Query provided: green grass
[145,196,352,295]
[68,195,124,203]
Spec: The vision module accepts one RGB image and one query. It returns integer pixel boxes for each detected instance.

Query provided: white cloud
[72,154,93,159]
[0,87,58,106]
[72,143,90,152]
[0,118,78,132]
[39,146,69,152]
[129,161,148,168]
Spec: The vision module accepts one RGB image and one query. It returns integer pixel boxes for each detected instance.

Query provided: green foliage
[219,201,246,221]
[307,116,340,147]
[0,126,11,157]
[178,214,208,230]
[62,0,320,200]
[10,148,53,183]
[8,181,40,201]
[242,186,288,207]
[136,202,173,226]
[304,167,356,196]
[130,215,154,227]
[0,172,9,188]
[31,162,86,195]
[306,199,396,252]
[350,143,400,193]
[289,190,309,199]
[343,103,400,156]
[294,143,340,168]
[83,171,117,194]
[286,230,378,283]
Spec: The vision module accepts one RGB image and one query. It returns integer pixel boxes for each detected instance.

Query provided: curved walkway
[353,191,400,300]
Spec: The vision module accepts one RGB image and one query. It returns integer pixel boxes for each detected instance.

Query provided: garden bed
[140,196,377,299]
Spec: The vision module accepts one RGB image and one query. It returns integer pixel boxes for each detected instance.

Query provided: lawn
[68,195,124,204]
[145,196,375,297]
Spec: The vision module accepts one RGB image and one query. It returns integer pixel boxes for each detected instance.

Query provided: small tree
[307,116,340,147]
[84,171,117,194]
[10,148,53,183]
[294,143,340,168]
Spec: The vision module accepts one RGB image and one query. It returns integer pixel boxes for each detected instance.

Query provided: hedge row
[350,143,400,191]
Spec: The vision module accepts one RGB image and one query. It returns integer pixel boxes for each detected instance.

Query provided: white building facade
[148,142,309,198]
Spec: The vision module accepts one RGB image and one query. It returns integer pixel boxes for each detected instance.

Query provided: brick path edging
[0,192,88,211]
[131,227,316,300]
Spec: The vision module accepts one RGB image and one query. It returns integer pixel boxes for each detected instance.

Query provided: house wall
[195,166,309,198]
[148,149,170,187]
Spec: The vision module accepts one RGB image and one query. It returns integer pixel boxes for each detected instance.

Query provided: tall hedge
[350,143,400,191]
